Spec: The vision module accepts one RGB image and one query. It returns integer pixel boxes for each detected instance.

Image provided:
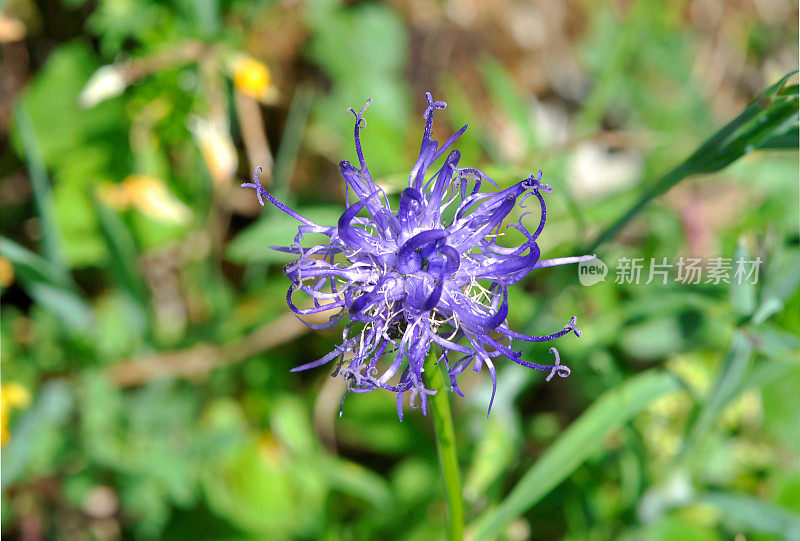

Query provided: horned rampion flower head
[243,93,594,419]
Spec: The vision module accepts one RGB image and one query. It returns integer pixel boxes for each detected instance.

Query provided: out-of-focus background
[1,0,798,539]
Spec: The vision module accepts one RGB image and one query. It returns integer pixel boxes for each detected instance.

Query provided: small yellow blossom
[123,175,192,223]
[232,55,271,100]
[0,255,14,288]
[0,14,26,43]
[97,175,191,224]
[190,116,238,186]
[1,382,32,446]
[96,182,130,211]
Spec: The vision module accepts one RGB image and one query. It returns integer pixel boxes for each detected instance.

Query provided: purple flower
[242,93,594,419]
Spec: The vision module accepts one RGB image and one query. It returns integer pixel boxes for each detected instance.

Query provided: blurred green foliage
[1,0,798,540]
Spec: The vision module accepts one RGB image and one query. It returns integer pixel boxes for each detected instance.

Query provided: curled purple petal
[243,94,590,419]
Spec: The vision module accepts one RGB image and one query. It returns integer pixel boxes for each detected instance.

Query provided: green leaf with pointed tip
[752,250,800,325]
[683,331,752,452]
[479,55,538,152]
[271,87,315,201]
[10,42,130,266]
[14,103,63,269]
[0,237,94,334]
[589,71,798,251]
[700,492,800,541]
[469,371,682,539]
[463,417,519,502]
[93,199,150,310]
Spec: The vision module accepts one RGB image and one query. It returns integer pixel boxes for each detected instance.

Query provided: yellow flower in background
[0,13,26,43]
[0,255,14,288]
[1,383,32,446]
[123,175,192,223]
[96,182,130,211]
[232,55,271,100]
[97,175,192,224]
[190,116,238,186]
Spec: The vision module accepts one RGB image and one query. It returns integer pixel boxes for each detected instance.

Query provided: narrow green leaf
[730,240,756,315]
[742,324,800,391]
[746,324,800,363]
[469,371,682,539]
[752,252,800,325]
[1,237,94,333]
[756,125,799,149]
[272,86,315,201]
[93,198,150,307]
[778,83,799,98]
[700,492,800,541]
[589,71,798,252]
[463,418,518,502]
[479,55,538,151]
[14,101,64,268]
[1,381,74,489]
[1,237,72,289]
[27,282,96,333]
[684,332,752,451]
[680,70,797,166]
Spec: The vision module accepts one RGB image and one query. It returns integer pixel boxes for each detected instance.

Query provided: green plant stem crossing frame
[423,350,465,541]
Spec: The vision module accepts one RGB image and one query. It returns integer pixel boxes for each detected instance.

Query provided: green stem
[423,350,465,541]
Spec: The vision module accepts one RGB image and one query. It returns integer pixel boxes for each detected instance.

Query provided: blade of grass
[1,237,73,290]
[271,86,315,201]
[14,101,64,270]
[1,237,94,333]
[751,251,800,325]
[1,381,73,489]
[588,71,798,252]
[699,492,800,541]
[479,55,538,152]
[756,125,799,149]
[93,198,150,308]
[730,240,756,316]
[682,331,752,456]
[469,371,682,539]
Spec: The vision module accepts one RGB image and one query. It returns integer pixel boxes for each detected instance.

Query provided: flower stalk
[423,349,464,541]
